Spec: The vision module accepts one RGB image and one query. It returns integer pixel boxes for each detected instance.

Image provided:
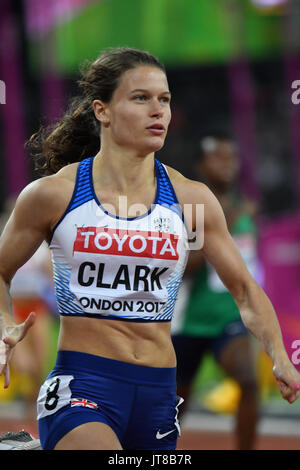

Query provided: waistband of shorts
[54,350,176,385]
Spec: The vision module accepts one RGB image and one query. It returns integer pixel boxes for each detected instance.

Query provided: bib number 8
[37,375,73,419]
[45,378,61,411]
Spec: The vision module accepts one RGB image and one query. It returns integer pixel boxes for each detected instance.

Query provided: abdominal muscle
[57,315,177,368]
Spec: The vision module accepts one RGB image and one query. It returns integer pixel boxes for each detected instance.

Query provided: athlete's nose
[149,98,164,118]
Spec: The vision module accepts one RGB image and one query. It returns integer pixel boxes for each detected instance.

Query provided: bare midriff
[57,315,176,368]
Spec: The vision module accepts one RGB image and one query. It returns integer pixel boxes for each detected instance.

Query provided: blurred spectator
[172,132,260,450]
[0,198,58,415]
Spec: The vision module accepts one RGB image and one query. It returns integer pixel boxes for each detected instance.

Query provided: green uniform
[178,211,257,337]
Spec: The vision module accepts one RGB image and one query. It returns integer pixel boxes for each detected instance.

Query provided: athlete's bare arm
[0,166,76,387]
[169,167,300,403]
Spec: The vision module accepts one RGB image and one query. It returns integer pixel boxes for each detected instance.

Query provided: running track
[0,417,299,450]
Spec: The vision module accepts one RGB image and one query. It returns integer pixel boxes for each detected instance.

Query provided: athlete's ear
[93,100,110,127]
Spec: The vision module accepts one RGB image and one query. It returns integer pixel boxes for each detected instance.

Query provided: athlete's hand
[273,362,300,404]
[0,312,36,388]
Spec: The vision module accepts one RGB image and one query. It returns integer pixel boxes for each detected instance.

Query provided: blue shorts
[37,350,182,450]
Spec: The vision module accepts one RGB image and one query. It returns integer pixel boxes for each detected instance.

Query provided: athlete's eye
[133,95,148,102]
[160,96,170,104]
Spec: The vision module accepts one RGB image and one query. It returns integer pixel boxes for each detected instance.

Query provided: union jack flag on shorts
[71,398,98,409]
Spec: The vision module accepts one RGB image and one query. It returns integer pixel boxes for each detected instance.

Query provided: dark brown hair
[27,47,166,175]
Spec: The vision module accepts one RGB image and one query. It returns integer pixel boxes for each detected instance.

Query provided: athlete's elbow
[0,265,12,287]
[229,275,257,311]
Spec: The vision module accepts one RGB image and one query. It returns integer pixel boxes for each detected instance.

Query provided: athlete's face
[103,66,171,154]
[199,140,239,186]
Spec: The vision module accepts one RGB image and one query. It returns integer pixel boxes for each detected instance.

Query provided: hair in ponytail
[27,47,166,175]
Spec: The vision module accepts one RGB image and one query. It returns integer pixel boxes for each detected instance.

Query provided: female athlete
[0,47,299,450]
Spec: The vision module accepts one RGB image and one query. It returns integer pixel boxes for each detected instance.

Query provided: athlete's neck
[93,149,155,193]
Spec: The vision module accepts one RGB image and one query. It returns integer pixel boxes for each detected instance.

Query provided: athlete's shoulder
[14,162,80,228]
[20,162,78,200]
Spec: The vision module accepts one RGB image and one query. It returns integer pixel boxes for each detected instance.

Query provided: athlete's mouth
[146,123,165,134]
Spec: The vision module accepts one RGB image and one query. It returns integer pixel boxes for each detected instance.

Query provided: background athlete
[0,48,299,450]
[172,133,259,449]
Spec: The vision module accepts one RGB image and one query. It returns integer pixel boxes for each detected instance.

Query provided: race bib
[37,375,73,419]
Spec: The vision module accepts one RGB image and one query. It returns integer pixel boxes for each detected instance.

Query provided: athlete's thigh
[54,421,123,450]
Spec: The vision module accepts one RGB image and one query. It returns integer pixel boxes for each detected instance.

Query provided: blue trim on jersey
[59,312,171,322]
[90,156,155,221]
[154,159,184,221]
[48,158,93,244]
[52,262,84,315]
[49,156,184,244]
[154,158,178,206]
[67,158,94,212]
[90,156,181,221]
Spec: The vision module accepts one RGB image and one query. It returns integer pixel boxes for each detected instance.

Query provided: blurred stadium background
[0,0,300,450]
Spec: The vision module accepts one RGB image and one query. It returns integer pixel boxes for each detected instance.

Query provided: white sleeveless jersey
[50,157,189,322]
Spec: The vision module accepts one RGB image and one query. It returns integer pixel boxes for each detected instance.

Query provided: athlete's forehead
[115,65,170,96]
